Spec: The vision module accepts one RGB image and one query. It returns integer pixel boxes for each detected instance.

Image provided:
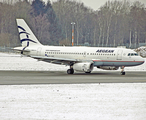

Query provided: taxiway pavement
[0,71,146,85]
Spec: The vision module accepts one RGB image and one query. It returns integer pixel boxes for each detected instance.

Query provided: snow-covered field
[0,52,68,71]
[0,52,146,120]
[0,52,146,71]
[1,84,146,120]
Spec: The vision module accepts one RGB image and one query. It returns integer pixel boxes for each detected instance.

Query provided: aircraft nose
[140,57,145,64]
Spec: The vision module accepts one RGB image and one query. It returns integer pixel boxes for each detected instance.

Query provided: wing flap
[31,56,78,65]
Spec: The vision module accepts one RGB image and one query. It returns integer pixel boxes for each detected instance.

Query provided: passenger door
[117,50,123,60]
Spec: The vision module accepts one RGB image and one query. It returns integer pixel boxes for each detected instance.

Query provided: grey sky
[49,0,146,10]
[78,0,146,10]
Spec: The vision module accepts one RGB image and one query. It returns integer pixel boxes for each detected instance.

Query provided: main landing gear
[121,66,125,75]
[67,65,74,74]
[67,69,74,74]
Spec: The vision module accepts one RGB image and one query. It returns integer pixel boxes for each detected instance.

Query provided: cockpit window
[128,53,138,56]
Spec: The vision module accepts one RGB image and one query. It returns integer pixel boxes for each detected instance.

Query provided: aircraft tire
[121,71,125,75]
[67,69,74,74]
[85,71,91,74]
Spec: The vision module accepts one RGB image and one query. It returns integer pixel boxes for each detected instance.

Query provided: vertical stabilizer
[16,19,42,47]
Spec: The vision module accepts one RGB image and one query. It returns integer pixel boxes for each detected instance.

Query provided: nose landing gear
[121,66,125,75]
[67,68,74,74]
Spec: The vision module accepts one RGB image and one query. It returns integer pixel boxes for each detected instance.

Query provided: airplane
[14,19,145,75]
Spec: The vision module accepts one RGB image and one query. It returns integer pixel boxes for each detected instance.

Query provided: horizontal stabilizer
[12,47,30,52]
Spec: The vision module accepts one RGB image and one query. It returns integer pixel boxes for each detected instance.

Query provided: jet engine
[97,66,119,70]
[73,62,94,73]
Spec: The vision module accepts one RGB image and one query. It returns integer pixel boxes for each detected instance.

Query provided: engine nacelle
[73,62,94,72]
[97,66,119,70]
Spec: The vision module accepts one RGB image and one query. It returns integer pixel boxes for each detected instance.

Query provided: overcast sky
[48,0,146,10]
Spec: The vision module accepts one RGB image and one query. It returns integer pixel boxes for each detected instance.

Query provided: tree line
[0,0,146,48]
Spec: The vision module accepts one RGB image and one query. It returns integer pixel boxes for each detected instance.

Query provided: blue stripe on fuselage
[93,60,144,66]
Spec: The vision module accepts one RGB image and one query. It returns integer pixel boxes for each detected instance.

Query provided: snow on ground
[0,52,68,71]
[135,46,146,58]
[0,52,146,120]
[0,84,146,120]
[0,52,146,71]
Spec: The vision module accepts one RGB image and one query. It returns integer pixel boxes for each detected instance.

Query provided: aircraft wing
[31,56,80,65]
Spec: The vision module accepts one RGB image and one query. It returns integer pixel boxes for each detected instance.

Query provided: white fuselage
[25,45,145,67]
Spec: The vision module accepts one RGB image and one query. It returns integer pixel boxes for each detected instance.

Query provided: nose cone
[139,57,145,65]
[134,56,145,66]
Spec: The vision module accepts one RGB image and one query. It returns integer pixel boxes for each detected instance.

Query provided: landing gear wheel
[121,71,125,75]
[120,66,125,75]
[67,69,74,74]
[85,71,91,74]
